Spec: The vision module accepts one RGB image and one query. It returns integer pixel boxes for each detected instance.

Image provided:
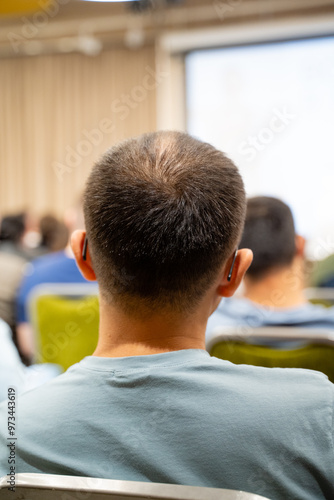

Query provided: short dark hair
[84,131,246,313]
[240,196,296,281]
[40,215,69,252]
[0,213,25,243]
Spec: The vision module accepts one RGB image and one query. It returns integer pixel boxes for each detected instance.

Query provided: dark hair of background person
[240,196,296,281]
[39,215,69,252]
[84,131,246,314]
[0,213,26,244]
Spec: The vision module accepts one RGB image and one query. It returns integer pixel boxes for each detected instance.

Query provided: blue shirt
[0,349,333,499]
[206,297,334,343]
[16,251,88,323]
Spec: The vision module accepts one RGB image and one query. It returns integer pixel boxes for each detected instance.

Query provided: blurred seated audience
[0,213,68,352]
[15,203,88,361]
[206,196,334,341]
[0,318,61,403]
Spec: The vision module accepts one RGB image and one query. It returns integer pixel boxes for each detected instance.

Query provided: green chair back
[29,287,99,371]
[210,341,334,383]
[305,287,334,307]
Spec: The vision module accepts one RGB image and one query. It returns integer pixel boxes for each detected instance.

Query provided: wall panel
[0,46,157,217]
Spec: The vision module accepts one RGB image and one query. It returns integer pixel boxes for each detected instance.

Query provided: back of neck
[243,262,307,309]
[93,300,208,358]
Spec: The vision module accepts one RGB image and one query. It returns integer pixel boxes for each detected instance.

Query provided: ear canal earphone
[227,249,238,282]
[82,236,88,261]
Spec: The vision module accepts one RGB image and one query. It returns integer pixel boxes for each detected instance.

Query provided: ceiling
[0,0,333,58]
[0,0,179,19]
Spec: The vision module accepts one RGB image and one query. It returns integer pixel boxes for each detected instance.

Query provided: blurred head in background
[39,215,69,253]
[240,196,306,307]
[0,213,25,245]
[0,212,35,261]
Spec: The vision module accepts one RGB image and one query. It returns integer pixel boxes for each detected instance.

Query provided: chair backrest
[206,327,334,383]
[0,473,271,500]
[27,283,99,371]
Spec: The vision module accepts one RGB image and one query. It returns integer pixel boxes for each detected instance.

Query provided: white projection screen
[186,36,334,261]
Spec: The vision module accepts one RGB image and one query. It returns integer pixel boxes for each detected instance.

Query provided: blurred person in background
[0,213,31,260]
[0,213,68,356]
[15,200,89,362]
[310,253,334,288]
[0,318,61,403]
[38,215,69,254]
[17,212,68,259]
[0,214,29,337]
[206,196,334,342]
[0,211,48,261]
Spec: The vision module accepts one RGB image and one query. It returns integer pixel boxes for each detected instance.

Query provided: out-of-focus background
[0,0,333,257]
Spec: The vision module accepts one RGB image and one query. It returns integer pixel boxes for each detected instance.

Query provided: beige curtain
[0,46,157,216]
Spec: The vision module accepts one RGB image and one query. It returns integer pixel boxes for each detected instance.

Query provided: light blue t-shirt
[0,349,333,500]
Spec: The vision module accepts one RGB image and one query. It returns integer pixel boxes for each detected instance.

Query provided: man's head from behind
[240,196,302,282]
[75,131,249,315]
[0,213,26,244]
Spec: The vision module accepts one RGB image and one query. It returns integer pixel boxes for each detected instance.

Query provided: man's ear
[295,234,306,257]
[217,248,253,298]
[71,230,96,281]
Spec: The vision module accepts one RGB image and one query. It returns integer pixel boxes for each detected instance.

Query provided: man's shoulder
[203,357,334,443]
[208,350,333,387]
[0,365,83,421]
[10,351,334,409]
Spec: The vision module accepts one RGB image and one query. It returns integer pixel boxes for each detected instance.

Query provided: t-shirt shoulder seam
[79,358,206,374]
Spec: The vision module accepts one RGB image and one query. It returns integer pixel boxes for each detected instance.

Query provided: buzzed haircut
[240,196,296,281]
[84,131,246,313]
